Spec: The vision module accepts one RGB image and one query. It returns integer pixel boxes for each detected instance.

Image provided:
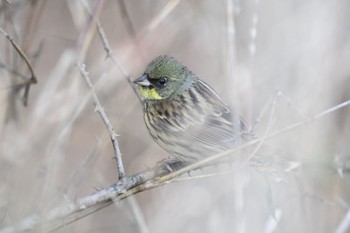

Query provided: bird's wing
[160,80,247,153]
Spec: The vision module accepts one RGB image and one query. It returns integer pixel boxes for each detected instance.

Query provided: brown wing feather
[145,79,246,161]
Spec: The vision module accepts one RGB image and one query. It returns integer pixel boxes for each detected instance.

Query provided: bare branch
[78,63,125,180]
[1,99,349,233]
[0,161,182,233]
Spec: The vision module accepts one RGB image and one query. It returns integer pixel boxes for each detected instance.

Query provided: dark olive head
[133,55,196,100]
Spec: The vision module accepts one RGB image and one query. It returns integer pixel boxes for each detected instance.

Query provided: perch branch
[1,99,349,233]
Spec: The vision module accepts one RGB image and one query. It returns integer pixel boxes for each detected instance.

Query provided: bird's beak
[133,75,151,87]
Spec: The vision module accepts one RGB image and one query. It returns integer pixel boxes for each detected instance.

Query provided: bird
[133,55,249,164]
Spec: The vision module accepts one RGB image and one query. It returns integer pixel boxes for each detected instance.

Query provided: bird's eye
[158,77,168,86]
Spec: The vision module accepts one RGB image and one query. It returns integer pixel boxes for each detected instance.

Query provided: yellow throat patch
[139,86,163,100]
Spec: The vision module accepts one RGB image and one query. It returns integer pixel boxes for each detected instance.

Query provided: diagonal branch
[78,63,125,180]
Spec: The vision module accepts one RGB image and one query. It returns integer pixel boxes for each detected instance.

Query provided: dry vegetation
[0,0,350,233]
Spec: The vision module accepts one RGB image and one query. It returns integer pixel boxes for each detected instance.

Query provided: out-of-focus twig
[158,99,350,182]
[75,0,104,63]
[143,0,181,35]
[253,90,307,131]
[117,0,145,60]
[126,196,150,233]
[0,62,28,80]
[0,27,37,106]
[22,0,48,52]
[79,63,125,180]
[241,89,280,166]
[117,0,137,40]
[225,0,238,106]
[335,208,350,233]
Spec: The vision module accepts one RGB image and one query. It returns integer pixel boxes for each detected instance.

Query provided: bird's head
[133,55,195,101]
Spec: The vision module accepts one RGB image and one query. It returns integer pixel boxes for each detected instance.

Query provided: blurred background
[0,0,350,232]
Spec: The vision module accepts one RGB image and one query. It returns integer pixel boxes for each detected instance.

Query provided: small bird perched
[133,55,248,163]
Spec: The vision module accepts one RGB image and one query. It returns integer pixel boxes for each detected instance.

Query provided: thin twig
[96,21,113,59]
[278,90,308,119]
[0,26,37,106]
[242,88,279,166]
[158,99,350,182]
[96,20,135,85]
[253,90,307,131]
[253,91,274,131]
[78,63,125,180]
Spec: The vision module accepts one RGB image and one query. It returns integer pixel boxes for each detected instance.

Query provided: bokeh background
[0,0,350,232]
